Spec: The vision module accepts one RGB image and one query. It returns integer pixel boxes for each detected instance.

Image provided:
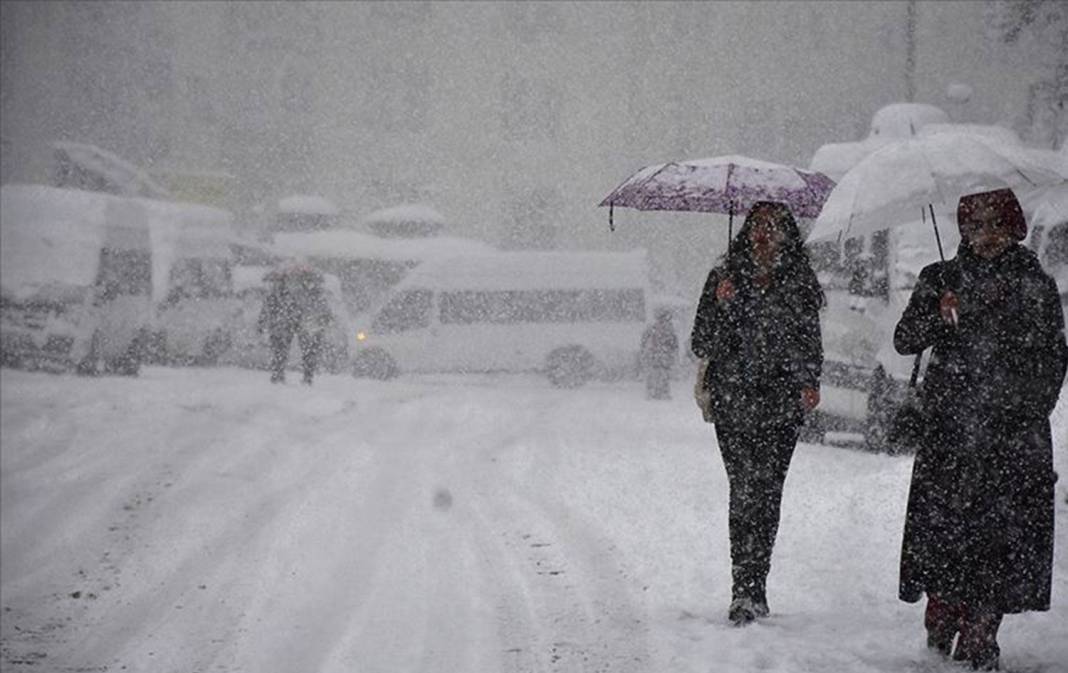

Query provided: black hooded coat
[895,243,1067,612]
[690,261,823,427]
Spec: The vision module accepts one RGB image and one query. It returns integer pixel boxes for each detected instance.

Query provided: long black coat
[895,243,1067,613]
[691,266,823,427]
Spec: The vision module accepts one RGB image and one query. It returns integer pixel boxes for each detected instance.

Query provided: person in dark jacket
[894,188,1067,671]
[640,308,679,400]
[257,264,333,385]
[690,200,824,625]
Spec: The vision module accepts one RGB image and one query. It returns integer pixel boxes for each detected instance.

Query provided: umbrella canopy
[808,133,1068,243]
[600,155,836,223]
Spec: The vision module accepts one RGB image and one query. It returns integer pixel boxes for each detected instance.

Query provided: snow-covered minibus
[349,250,652,386]
[1,185,155,374]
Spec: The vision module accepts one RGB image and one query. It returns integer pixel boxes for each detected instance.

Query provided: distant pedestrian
[257,264,333,385]
[894,188,1067,671]
[690,201,824,625]
[640,308,679,399]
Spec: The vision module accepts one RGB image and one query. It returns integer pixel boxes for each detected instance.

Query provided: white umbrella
[808,133,1068,256]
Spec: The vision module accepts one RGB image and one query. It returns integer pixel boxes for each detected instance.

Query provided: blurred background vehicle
[350,249,652,387]
[0,185,154,375]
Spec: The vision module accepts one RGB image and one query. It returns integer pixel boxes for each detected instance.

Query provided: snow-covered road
[2,367,1066,673]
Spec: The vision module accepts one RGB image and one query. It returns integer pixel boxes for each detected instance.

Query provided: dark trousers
[269,330,294,382]
[298,329,323,382]
[269,328,323,383]
[715,419,799,600]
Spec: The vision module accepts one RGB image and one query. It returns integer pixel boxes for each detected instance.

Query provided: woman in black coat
[690,201,824,625]
[894,188,1067,670]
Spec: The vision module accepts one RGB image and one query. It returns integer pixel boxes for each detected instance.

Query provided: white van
[0,185,154,375]
[350,250,651,387]
[152,225,240,365]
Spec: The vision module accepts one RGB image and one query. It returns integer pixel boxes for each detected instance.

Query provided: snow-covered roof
[272,230,494,263]
[277,194,339,216]
[363,203,445,226]
[52,141,171,200]
[869,103,949,139]
[398,250,650,292]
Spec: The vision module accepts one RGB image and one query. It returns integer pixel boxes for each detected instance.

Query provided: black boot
[728,597,757,625]
[925,594,960,657]
[729,565,760,625]
[956,611,1001,671]
[750,576,769,618]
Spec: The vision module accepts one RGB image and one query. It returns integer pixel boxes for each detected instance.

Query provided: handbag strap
[907,351,924,388]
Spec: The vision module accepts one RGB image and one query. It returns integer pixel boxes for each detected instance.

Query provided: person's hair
[723,201,825,309]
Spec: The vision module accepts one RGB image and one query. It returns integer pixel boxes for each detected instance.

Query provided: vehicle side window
[440,289,645,324]
[165,259,233,304]
[372,290,433,333]
[96,248,151,300]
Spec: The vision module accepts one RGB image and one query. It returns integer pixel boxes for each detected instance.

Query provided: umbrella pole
[727,203,734,261]
[929,203,946,263]
[609,202,614,232]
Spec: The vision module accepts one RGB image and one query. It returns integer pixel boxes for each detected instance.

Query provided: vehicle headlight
[356,331,367,342]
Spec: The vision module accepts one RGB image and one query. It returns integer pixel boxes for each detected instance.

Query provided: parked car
[801,287,916,452]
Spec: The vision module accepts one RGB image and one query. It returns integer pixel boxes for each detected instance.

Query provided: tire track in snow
[37,397,374,671]
[432,396,651,673]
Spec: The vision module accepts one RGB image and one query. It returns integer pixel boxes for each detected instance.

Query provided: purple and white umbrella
[599,155,836,237]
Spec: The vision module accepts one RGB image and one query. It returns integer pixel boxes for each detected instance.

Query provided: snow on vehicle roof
[869,103,949,138]
[53,141,171,200]
[272,230,494,262]
[918,123,1022,146]
[1,184,234,303]
[810,104,954,181]
[1,185,109,298]
[277,194,339,216]
[397,250,650,292]
[362,203,445,225]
